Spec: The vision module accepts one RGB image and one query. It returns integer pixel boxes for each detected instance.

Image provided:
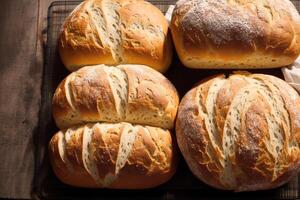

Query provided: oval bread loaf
[49,122,177,189]
[176,73,300,191]
[59,0,172,73]
[171,0,300,69]
[52,64,179,129]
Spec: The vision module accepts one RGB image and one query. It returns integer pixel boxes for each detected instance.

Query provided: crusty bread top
[59,0,172,72]
[176,72,300,191]
[171,0,300,68]
[49,122,177,189]
[52,64,179,130]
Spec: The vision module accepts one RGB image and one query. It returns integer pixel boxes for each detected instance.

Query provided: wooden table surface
[0,1,74,199]
[1,0,300,199]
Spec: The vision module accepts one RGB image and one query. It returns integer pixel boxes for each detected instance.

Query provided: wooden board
[0,0,299,199]
[0,0,73,198]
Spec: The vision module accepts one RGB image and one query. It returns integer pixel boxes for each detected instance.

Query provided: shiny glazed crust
[176,73,300,191]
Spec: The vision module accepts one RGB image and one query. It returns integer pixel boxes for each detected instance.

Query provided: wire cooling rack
[35,1,300,199]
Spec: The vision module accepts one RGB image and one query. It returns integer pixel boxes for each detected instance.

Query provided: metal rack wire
[36,1,300,199]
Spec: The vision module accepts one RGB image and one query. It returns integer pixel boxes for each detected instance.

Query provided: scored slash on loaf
[52,64,179,130]
[49,122,177,189]
[49,0,300,192]
[52,0,178,188]
[176,72,300,191]
[58,0,172,73]
[50,64,179,189]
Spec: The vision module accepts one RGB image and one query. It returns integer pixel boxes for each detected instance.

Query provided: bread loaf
[52,64,179,129]
[176,72,300,191]
[59,0,172,73]
[50,64,179,188]
[49,122,177,189]
[171,0,300,69]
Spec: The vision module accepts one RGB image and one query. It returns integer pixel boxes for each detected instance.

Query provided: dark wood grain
[0,0,71,198]
[0,1,40,198]
[0,0,299,199]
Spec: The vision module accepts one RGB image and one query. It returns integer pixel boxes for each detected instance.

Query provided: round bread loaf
[176,72,300,191]
[52,64,179,129]
[59,0,172,73]
[49,122,177,189]
[171,0,300,69]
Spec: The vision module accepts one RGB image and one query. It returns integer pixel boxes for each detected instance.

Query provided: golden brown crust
[49,123,177,189]
[171,0,300,69]
[52,64,179,130]
[49,129,97,188]
[58,0,172,73]
[176,73,300,191]
[175,86,226,190]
